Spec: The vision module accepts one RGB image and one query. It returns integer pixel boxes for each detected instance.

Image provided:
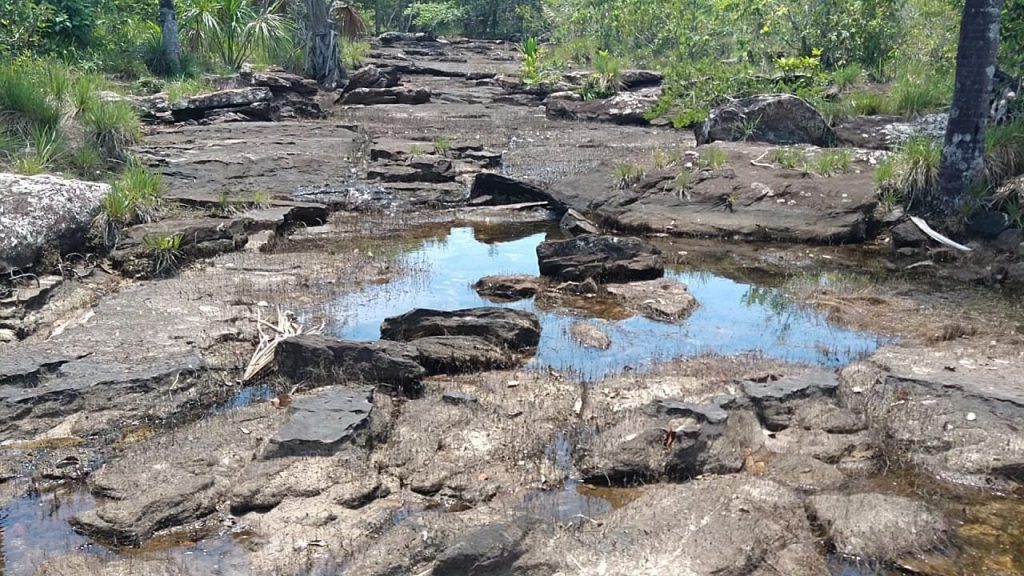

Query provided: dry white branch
[242,307,323,384]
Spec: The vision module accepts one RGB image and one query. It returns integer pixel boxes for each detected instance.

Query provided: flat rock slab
[743,370,840,431]
[434,522,530,575]
[276,335,425,394]
[545,158,878,244]
[569,322,611,350]
[381,307,541,350]
[266,386,374,458]
[545,87,661,126]
[536,235,665,283]
[808,493,948,561]
[0,173,110,272]
[605,278,699,322]
[170,87,273,120]
[339,86,431,105]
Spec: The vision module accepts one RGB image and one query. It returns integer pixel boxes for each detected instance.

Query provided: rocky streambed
[2,34,1024,576]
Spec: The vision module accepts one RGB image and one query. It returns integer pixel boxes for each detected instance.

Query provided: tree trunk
[304,0,341,87]
[931,0,1005,222]
[158,0,182,76]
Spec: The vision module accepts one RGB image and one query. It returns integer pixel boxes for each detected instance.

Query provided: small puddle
[0,484,109,574]
[324,224,885,378]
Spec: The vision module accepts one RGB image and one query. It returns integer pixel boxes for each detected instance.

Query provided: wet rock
[410,335,523,374]
[604,278,699,322]
[170,87,272,121]
[808,493,948,561]
[743,370,839,430]
[434,522,531,576]
[71,405,278,546]
[339,86,431,105]
[472,275,542,302]
[265,386,374,458]
[0,173,110,272]
[545,87,661,125]
[569,322,612,350]
[559,208,599,236]
[536,235,664,283]
[343,65,401,92]
[469,172,561,207]
[242,200,330,231]
[381,307,541,350]
[518,476,825,575]
[839,357,1024,488]
[276,335,425,394]
[697,94,836,146]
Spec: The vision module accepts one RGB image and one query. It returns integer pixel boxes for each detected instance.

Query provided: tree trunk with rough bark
[931,0,1005,223]
[158,0,182,76]
[304,0,341,87]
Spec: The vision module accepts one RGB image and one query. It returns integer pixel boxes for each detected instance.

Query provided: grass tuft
[84,100,142,161]
[875,136,942,208]
[699,147,728,170]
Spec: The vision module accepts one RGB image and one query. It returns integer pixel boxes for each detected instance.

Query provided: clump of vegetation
[814,149,855,176]
[99,162,164,243]
[888,71,950,118]
[579,50,623,101]
[180,0,293,71]
[832,63,863,91]
[518,36,542,85]
[699,147,728,170]
[614,163,645,188]
[342,40,371,69]
[771,148,811,172]
[433,136,452,156]
[84,100,142,161]
[143,232,184,276]
[848,91,889,116]
[875,136,942,208]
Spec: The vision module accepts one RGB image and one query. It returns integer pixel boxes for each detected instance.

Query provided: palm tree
[931,0,1006,224]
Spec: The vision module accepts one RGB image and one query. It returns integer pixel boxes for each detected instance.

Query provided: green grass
[889,73,949,118]
[848,91,889,116]
[814,149,854,177]
[985,120,1024,186]
[11,125,66,175]
[0,64,62,133]
[143,232,184,276]
[699,147,728,170]
[433,136,452,156]
[165,77,215,103]
[771,148,810,171]
[84,100,142,161]
[652,149,683,170]
[875,136,942,207]
[832,63,863,91]
[673,170,694,193]
[341,40,371,69]
[102,162,163,228]
[613,163,645,188]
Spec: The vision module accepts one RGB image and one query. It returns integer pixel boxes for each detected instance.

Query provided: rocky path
[1,36,1023,576]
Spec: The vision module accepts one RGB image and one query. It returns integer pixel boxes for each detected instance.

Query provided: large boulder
[381,308,541,350]
[338,86,431,105]
[536,235,664,283]
[0,173,110,272]
[697,94,836,146]
[276,335,425,394]
[545,87,661,125]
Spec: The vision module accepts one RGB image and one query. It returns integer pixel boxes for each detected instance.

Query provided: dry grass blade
[242,307,323,383]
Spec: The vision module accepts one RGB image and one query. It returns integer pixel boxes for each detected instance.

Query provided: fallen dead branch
[242,307,324,383]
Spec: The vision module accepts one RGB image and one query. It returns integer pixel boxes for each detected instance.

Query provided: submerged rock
[569,322,612,350]
[697,94,836,146]
[536,235,664,283]
[472,275,542,302]
[0,173,110,272]
[381,307,541,350]
[604,278,699,322]
[808,493,948,561]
